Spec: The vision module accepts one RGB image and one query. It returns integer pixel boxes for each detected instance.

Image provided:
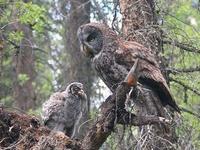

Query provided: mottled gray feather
[41,82,87,137]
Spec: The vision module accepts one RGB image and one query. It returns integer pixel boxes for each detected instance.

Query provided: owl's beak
[78,89,87,99]
[78,89,84,95]
[81,42,94,58]
[78,28,94,58]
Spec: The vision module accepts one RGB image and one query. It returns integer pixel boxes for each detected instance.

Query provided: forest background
[0,0,200,149]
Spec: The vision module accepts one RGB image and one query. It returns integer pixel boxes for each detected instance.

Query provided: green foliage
[0,0,6,4]
[8,31,24,43]
[159,0,200,148]
[1,0,46,32]
[0,0,53,111]
[0,96,12,106]
[163,0,200,106]
[17,73,30,86]
[16,1,46,32]
[176,114,200,149]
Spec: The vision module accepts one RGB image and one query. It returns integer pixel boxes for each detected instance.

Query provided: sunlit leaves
[16,1,46,32]
[1,1,46,33]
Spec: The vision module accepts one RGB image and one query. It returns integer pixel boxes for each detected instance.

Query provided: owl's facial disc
[78,26,103,58]
[70,83,86,98]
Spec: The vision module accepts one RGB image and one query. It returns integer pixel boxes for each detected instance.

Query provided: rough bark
[120,0,158,50]
[80,59,170,150]
[119,0,177,149]
[0,34,4,87]
[0,107,80,150]
[61,0,94,139]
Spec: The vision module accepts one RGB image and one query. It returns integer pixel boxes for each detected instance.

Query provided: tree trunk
[11,6,36,111]
[120,0,158,50]
[62,0,94,139]
[119,0,177,149]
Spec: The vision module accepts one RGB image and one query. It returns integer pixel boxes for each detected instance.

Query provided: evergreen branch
[167,66,200,74]
[163,40,200,54]
[180,107,200,119]
[170,77,200,96]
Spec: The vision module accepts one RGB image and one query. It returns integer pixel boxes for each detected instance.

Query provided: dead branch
[117,110,170,126]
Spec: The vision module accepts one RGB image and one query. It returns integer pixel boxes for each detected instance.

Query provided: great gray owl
[77,23,180,112]
[41,82,87,137]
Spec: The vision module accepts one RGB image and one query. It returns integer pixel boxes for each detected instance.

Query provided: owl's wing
[70,111,83,138]
[115,41,180,112]
[63,95,84,137]
[116,41,159,68]
[42,92,65,125]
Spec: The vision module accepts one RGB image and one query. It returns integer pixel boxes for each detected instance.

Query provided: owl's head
[77,23,117,58]
[66,82,87,99]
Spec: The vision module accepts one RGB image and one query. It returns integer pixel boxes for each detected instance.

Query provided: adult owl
[41,82,87,137]
[77,23,180,112]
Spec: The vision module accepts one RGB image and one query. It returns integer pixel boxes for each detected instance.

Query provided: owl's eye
[73,86,80,92]
[87,33,96,42]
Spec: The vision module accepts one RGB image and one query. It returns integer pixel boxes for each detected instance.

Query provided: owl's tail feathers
[156,82,181,113]
[139,77,181,113]
[167,97,181,113]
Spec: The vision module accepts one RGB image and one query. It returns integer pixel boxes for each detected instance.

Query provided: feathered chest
[65,96,81,110]
[92,50,128,92]
[63,96,82,121]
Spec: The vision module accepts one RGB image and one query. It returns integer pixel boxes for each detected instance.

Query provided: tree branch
[0,60,169,150]
[117,110,170,126]
[167,66,200,74]
[2,34,47,54]
[81,59,169,150]
[180,107,200,119]
[0,108,80,149]
[170,77,200,96]
[163,39,200,54]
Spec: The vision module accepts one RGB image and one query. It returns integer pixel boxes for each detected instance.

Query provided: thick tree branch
[0,60,169,150]
[81,59,169,150]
